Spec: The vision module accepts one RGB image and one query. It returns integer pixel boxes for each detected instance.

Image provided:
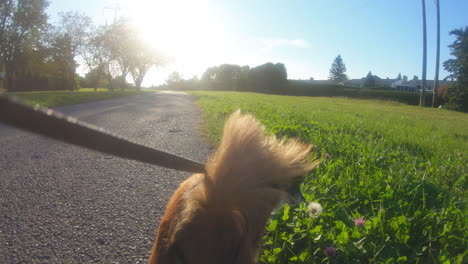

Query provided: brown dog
[148,110,317,264]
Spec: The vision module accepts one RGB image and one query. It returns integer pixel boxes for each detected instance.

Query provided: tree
[442,27,468,112]
[55,11,92,60]
[432,0,440,107]
[0,0,49,78]
[53,11,92,90]
[201,64,250,91]
[214,64,243,90]
[167,71,183,85]
[50,34,77,90]
[82,27,109,90]
[105,19,136,90]
[88,26,115,90]
[40,12,93,91]
[328,55,348,82]
[443,27,468,84]
[83,22,164,91]
[129,41,164,90]
[363,71,375,87]
[248,63,287,94]
[81,65,108,90]
[238,65,250,91]
[201,66,218,82]
[420,0,427,107]
[84,25,122,90]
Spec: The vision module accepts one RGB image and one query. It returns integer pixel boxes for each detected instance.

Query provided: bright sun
[119,0,229,80]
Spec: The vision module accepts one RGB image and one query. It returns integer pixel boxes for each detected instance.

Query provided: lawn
[191,91,467,263]
[5,88,155,108]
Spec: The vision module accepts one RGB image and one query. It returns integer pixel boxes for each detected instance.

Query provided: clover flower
[354,217,365,227]
[325,153,331,159]
[307,202,323,218]
[324,246,336,257]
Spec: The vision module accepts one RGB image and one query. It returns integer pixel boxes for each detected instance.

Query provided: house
[392,76,419,92]
[392,76,453,92]
[340,74,396,87]
[375,77,396,87]
[297,78,340,85]
[339,78,363,87]
[339,74,453,92]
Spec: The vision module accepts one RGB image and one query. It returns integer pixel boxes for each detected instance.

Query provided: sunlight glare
[120,0,229,80]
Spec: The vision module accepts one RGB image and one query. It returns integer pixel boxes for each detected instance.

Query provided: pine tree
[328,55,348,82]
[443,27,468,112]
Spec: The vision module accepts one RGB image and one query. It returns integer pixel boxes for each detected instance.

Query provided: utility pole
[104,2,120,25]
[420,0,427,107]
[432,0,440,107]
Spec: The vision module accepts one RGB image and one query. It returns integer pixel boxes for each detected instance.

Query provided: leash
[0,94,206,173]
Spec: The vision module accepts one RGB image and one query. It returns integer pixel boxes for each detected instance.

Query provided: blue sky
[48,0,468,86]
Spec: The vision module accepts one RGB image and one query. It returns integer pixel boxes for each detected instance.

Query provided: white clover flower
[307,202,323,218]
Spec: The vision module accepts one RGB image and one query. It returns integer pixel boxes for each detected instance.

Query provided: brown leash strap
[0,95,206,173]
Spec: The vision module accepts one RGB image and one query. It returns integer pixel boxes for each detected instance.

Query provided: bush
[442,83,468,112]
[285,81,433,106]
[75,75,81,90]
[286,81,347,97]
[341,89,433,106]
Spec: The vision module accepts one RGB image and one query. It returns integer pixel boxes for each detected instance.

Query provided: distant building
[340,74,395,87]
[338,74,453,92]
[339,78,362,87]
[296,78,340,85]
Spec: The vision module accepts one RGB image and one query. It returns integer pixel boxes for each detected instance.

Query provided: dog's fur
[148,110,318,264]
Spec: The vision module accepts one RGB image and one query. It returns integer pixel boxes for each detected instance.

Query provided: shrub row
[5,75,78,92]
[165,80,435,106]
[286,81,433,105]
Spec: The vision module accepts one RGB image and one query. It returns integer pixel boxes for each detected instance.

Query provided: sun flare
[119,0,229,79]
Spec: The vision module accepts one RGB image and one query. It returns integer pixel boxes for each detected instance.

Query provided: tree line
[0,0,164,92]
[166,62,288,94]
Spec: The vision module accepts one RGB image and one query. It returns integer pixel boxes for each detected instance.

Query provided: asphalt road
[0,92,212,263]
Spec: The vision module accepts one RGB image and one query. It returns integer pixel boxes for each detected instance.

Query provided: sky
[48,0,468,86]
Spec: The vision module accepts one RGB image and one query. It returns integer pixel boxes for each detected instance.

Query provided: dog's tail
[205,110,318,209]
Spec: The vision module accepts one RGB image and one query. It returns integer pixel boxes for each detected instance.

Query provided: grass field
[191,91,467,263]
[5,88,155,108]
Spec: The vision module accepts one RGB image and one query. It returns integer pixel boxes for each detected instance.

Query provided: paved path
[0,92,212,263]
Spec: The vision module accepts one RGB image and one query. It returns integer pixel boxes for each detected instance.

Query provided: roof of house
[340,74,454,88]
[375,78,396,86]
[297,79,340,84]
[396,79,454,87]
[340,79,363,85]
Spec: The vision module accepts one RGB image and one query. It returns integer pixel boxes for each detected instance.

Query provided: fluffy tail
[205,110,318,208]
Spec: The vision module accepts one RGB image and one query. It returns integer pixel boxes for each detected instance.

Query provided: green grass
[76,88,112,92]
[6,88,154,107]
[190,91,467,264]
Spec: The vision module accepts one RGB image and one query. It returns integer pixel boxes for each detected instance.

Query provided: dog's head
[167,209,251,264]
[149,174,257,264]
